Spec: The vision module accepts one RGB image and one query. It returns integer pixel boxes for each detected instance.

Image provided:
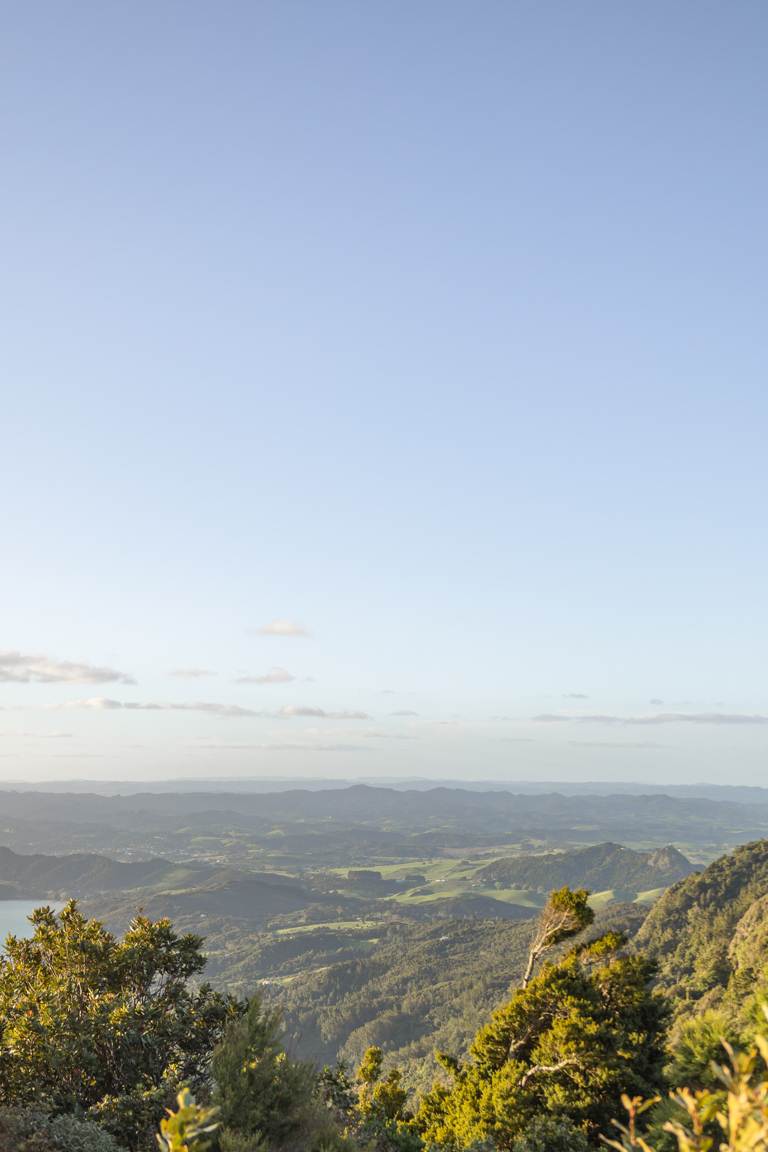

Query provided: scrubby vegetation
[604,1009,768,1152]
[0,903,234,1149]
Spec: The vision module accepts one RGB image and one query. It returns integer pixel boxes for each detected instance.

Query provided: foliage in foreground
[156,1090,219,1152]
[415,929,667,1149]
[212,995,345,1151]
[0,902,236,1150]
[157,1013,768,1152]
[603,1007,768,1151]
[0,1106,125,1152]
[320,1044,420,1151]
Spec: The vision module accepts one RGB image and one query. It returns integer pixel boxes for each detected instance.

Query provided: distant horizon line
[0,775,766,797]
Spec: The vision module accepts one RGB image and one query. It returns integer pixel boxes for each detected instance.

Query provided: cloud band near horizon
[62,698,370,720]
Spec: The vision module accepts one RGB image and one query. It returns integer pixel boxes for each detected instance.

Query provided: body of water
[0,900,61,942]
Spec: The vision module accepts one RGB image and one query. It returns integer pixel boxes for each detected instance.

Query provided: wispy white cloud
[569,740,669,749]
[534,711,768,726]
[299,725,413,741]
[0,650,135,685]
[276,705,370,720]
[0,729,73,739]
[235,667,295,685]
[389,709,419,717]
[362,730,417,741]
[563,692,589,700]
[194,742,372,753]
[62,698,370,720]
[253,620,310,637]
[64,697,256,717]
[170,667,216,679]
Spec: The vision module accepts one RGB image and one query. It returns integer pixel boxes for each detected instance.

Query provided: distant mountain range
[2,779,768,804]
[1,785,767,852]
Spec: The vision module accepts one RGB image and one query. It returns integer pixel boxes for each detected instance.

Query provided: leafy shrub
[416,930,666,1148]
[509,1115,591,1151]
[213,996,344,1152]
[156,1090,219,1152]
[603,1008,768,1151]
[0,1106,125,1152]
[0,902,236,1149]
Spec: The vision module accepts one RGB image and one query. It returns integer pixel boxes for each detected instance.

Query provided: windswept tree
[416,930,667,1149]
[521,886,594,987]
[0,902,236,1149]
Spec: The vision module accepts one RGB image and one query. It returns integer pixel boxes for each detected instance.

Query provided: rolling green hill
[0,844,361,927]
[0,844,208,898]
[475,841,695,896]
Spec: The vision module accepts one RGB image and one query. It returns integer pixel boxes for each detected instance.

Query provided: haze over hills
[3,778,768,804]
[1,785,767,861]
[0,844,205,898]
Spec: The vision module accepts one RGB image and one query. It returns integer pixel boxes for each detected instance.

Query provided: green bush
[0,902,235,1149]
[509,1115,591,1151]
[0,1106,125,1152]
[212,996,344,1152]
[603,1008,768,1151]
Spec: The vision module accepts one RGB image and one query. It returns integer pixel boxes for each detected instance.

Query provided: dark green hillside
[274,918,534,1089]
[636,837,768,1017]
[0,844,367,931]
[0,844,210,898]
[397,892,534,920]
[271,902,648,1091]
[476,842,694,895]
[105,869,344,924]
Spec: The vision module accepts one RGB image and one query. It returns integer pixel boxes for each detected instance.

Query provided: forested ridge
[474,842,694,894]
[637,838,768,1018]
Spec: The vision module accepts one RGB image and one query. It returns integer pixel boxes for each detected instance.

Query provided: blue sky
[2,2,768,783]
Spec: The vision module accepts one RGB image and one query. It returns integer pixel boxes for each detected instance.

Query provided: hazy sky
[3,2,768,784]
